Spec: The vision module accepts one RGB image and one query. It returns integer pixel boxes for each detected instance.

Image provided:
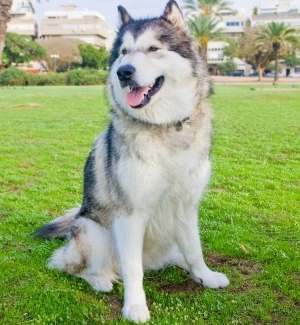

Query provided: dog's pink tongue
[127,87,149,107]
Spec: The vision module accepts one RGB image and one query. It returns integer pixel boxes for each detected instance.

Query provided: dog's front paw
[194,270,229,289]
[122,304,150,323]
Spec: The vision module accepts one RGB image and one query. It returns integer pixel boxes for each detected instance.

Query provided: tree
[218,59,236,75]
[223,38,238,59]
[256,22,299,84]
[284,53,300,67]
[0,0,13,67]
[228,26,272,81]
[184,0,231,17]
[188,15,223,61]
[79,44,108,70]
[252,7,258,16]
[3,32,46,66]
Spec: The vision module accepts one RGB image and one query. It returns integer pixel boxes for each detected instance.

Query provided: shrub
[4,33,46,66]
[66,69,107,86]
[0,68,107,86]
[79,44,109,70]
[0,67,28,86]
[26,73,66,86]
[218,60,237,76]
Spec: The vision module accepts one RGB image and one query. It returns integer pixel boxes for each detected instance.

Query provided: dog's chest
[117,125,209,210]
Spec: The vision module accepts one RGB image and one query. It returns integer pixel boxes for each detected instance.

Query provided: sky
[37,0,263,28]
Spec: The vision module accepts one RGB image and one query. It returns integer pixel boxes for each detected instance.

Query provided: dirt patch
[210,188,226,193]
[292,272,300,286]
[229,281,255,293]
[276,293,289,305]
[158,278,203,294]
[106,295,122,321]
[270,315,288,325]
[207,252,262,294]
[6,184,21,193]
[14,103,41,109]
[207,252,262,275]
[5,180,35,194]
[155,253,262,294]
[18,162,34,169]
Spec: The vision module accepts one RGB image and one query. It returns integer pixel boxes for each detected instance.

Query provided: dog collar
[175,109,202,131]
[175,117,190,131]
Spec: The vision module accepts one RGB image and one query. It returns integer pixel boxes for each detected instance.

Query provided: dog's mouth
[126,76,165,109]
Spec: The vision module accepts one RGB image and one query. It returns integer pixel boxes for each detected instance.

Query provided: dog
[36,1,229,323]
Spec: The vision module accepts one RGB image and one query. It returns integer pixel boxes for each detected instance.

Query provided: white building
[253,0,300,29]
[7,0,36,37]
[40,5,114,49]
[207,41,226,65]
[256,0,300,14]
[217,9,248,39]
[207,10,250,75]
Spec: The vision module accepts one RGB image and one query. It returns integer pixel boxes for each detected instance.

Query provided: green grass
[0,85,299,324]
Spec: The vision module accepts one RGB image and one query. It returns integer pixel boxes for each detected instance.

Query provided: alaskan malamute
[36,1,229,322]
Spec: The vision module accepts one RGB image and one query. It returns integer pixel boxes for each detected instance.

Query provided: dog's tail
[35,207,80,239]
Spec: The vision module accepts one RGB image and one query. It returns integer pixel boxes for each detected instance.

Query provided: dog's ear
[118,5,133,26]
[162,0,185,29]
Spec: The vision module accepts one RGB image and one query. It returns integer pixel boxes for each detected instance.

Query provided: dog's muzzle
[116,64,165,109]
[117,64,136,88]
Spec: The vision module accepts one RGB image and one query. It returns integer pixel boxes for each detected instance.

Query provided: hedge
[0,67,108,86]
[66,69,107,85]
[0,67,28,86]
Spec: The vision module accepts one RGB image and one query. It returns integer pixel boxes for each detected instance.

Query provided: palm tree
[0,0,13,67]
[184,0,231,18]
[188,15,223,61]
[256,22,299,84]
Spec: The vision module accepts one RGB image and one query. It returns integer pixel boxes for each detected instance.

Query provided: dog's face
[108,1,203,125]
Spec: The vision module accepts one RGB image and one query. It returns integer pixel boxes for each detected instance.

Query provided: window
[226,21,240,27]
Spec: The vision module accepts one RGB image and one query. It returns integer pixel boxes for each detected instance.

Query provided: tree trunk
[274,49,279,85]
[0,0,13,68]
[258,65,264,82]
[203,41,208,63]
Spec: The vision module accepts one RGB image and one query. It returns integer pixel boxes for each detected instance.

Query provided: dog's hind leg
[48,218,117,292]
[175,209,229,289]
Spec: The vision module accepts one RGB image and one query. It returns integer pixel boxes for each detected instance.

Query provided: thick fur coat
[36,1,229,323]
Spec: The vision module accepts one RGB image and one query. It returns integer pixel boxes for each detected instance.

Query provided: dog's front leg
[112,215,150,323]
[176,209,229,289]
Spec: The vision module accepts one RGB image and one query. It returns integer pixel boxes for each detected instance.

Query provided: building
[217,9,249,39]
[253,1,300,30]
[207,40,252,76]
[40,5,114,49]
[207,41,226,66]
[207,10,250,75]
[7,0,36,38]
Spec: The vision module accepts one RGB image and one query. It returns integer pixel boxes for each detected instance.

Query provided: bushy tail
[35,207,80,239]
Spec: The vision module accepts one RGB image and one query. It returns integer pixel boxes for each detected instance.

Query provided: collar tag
[175,121,183,131]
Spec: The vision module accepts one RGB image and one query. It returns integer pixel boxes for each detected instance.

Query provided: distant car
[249,72,258,77]
[231,70,245,77]
[264,72,275,78]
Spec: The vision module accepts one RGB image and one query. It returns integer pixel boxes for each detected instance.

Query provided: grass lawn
[0,85,299,324]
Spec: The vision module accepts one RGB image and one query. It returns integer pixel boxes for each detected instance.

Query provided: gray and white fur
[36,1,229,323]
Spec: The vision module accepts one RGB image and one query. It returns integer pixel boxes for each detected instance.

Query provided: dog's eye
[148,46,159,52]
[121,48,128,55]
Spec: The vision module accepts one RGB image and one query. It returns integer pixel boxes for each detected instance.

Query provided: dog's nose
[117,64,136,83]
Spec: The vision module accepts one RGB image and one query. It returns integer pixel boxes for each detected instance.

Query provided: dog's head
[108,0,208,125]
